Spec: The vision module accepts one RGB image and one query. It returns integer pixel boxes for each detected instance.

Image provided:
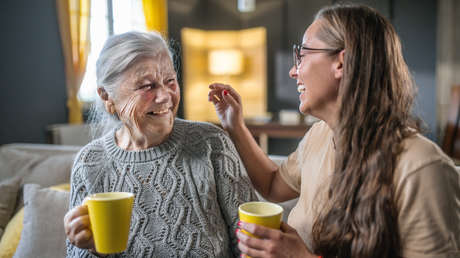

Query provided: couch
[0,143,81,258]
[0,143,294,258]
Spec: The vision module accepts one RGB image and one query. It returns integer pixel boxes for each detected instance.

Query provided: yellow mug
[238,201,283,238]
[84,192,134,254]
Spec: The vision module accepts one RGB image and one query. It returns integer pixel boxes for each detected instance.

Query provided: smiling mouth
[147,108,170,116]
[297,85,306,93]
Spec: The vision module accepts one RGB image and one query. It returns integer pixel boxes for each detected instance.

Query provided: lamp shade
[208,49,243,75]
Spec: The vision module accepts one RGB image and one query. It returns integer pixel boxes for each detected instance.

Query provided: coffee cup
[84,192,134,254]
[238,201,283,238]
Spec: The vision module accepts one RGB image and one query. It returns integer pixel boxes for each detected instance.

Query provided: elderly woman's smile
[147,108,170,116]
[110,54,180,149]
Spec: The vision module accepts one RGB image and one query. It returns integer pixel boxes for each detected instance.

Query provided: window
[79,0,146,102]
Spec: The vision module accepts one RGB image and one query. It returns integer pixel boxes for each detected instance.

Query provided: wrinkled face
[112,52,180,137]
[289,19,341,117]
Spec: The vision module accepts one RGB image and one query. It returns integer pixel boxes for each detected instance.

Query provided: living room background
[0,0,441,155]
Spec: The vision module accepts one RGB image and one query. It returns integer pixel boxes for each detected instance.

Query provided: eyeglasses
[293,44,341,69]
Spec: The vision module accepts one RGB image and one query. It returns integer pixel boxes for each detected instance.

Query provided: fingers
[238,221,282,240]
[73,229,94,249]
[238,241,266,258]
[222,91,240,109]
[64,205,88,225]
[236,222,284,258]
[64,205,88,235]
[280,221,296,233]
[236,229,268,251]
[69,215,91,236]
[64,205,93,249]
[208,83,242,104]
[208,89,223,104]
[237,221,312,258]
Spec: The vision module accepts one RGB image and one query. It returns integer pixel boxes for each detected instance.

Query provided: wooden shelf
[246,122,310,153]
[246,122,310,138]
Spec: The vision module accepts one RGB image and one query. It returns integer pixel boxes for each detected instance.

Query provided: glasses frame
[293,44,342,69]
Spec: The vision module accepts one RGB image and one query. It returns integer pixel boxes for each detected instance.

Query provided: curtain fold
[56,0,91,124]
[142,0,168,37]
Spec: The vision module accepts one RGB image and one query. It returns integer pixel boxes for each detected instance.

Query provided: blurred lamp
[181,27,266,123]
[208,50,243,75]
[238,0,255,12]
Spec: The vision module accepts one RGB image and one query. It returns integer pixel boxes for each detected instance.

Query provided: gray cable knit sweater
[66,119,257,258]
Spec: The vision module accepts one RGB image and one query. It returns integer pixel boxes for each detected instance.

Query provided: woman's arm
[229,122,299,202]
[209,83,298,202]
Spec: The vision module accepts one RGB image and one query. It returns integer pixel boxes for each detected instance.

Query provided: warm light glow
[181,27,267,122]
[208,50,243,75]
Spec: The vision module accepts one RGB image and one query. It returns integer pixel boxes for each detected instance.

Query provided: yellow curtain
[142,0,168,37]
[56,0,91,124]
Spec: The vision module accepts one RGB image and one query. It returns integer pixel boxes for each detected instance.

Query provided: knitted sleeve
[66,147,105,258]
[211,132,258,257]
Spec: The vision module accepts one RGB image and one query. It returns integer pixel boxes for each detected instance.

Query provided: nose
[289,65,298,79]
[154,86,170,104]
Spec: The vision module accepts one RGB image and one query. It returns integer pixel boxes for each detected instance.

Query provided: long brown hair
[311,4,420,258]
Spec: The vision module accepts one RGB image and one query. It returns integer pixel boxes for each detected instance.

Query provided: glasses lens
[293,44,299,68]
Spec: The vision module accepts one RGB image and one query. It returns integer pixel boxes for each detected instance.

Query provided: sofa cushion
[0,143,79,184]
[0,178,20,239]
[0,208,24,258]
[21,153,75,187]
[0,148,44,182]
[13,184,70,258]
[10,152,75,214]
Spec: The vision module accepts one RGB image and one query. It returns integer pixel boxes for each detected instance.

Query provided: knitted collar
[104,118,185,163]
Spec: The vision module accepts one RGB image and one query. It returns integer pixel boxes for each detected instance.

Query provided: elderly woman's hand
[64,205,95,251]
[208,83,244,132]
[236,221,317,258]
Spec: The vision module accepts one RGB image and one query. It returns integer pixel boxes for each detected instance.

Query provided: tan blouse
[279,121,460,257]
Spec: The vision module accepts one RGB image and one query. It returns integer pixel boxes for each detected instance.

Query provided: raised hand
[208,83,244,132]
[236,221,315,258]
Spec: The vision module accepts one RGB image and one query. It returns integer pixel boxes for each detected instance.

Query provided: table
[245,122,310,153]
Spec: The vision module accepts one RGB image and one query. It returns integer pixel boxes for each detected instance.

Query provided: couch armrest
[1,143,82,156]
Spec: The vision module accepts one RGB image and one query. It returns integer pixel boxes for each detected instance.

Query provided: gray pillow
[0,178,20,239]
[13,184,69,258]
[13,153,75,214]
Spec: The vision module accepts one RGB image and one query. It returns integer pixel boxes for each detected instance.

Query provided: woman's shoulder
[174,118,234,151]
[297,120,333,151]
[306,120,333,138]
[174,119,229,144]
[394,134,460,256]
[73,136,107,166]
[175,118,226,135]
[395,133,456,182]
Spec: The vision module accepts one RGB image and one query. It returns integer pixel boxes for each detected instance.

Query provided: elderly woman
[64,31,256,257]
[209,3,460,258]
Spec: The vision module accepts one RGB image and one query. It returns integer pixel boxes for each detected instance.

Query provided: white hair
[88,31,173,139]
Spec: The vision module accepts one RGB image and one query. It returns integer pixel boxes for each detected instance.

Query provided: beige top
[279,121,460,257]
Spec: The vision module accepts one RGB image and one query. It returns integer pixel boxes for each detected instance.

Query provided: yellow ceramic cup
[84,192,134,254]
[238,201,283,238]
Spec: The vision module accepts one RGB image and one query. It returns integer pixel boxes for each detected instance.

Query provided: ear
[97,87,116,114]
[333,50,345,79]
